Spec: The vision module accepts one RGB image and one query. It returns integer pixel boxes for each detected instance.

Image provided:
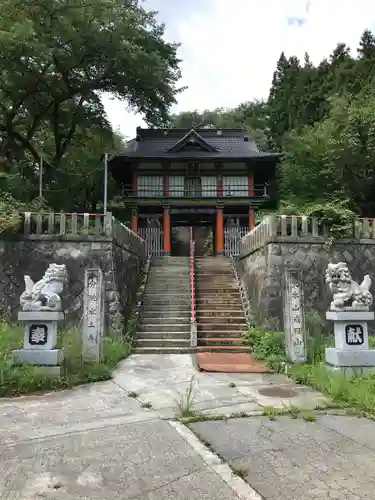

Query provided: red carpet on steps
[196,352,270,373]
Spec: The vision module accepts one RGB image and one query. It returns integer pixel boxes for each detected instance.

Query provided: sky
[102,0,375,140]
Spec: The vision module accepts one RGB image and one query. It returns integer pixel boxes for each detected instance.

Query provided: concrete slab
[0,380,143,444]
[190,415,375,500]
[0,353,338,499]
[0,420,224,500]
[236,383,329,409]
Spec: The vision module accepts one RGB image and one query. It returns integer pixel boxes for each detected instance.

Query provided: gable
[166,129,219,154]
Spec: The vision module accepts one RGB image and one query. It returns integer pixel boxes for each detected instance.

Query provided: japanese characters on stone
[29,324,48,345]
[86,275,98,336]
[290,282,303,350]
[345,325,364,345]
[283,270,306,363]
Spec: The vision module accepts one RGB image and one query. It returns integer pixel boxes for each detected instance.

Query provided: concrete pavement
[0,354,368,499]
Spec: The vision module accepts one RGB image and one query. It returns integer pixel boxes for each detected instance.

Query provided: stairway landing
[195,352,270,373]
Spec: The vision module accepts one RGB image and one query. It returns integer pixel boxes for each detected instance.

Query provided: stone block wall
[0,237,146,335]
[236,240,375,329]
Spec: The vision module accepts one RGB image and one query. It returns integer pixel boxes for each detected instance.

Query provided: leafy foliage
[170,28,375,220]
[0,0,181,212]
[0,321,131,396]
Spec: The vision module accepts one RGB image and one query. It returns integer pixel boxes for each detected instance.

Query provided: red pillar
[216,208,224,256]
[163,207,171,256]
[132,171,137,195]
[131,209,138,234]
[163,173,169,196]
[217,172,223,196]
[248,173,255,231]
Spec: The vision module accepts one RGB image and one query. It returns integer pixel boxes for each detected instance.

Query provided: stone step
[196,345,251,353]
[133,346,196,354]
[147,273,190,283]
[197,323,247,331]
[198,328,247,335]
[198,337,244,345]
[142,301,191,307]
[196,288,237,292]
[196,301,242,306]
[141,312,191,318]
[136,331,190,339]
[196,280,235,284]
[196,294,242,300]
[198,329,246,337]
[197,315,246,323]
[144,292,190,297]
[141,306,190,312]
[148,273,189,276]
[137,324,190,333]
[146,281,190,286]
[134,338,191,348]
[196,309,244,315]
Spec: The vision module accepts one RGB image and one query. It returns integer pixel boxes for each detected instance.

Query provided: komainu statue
[20,264,68,311]
[325,262,373,311]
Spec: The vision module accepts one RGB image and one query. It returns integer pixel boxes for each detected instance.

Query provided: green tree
[0,0,182,171]
[280,90,375,215]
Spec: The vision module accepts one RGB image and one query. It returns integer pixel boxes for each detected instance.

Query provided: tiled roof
[120,128,279,159]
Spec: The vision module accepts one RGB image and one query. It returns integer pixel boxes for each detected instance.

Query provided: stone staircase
[134,257,192,353]
[195,257,249,352]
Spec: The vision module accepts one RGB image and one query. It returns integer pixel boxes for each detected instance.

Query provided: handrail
[189,227,197,347]
[240,215,375,257]
[120,183,268,198]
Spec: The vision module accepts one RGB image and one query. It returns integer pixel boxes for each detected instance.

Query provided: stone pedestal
[325,311,375,376]
[13,311,65,376]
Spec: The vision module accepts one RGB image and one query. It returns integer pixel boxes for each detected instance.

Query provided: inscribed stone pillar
[83,269,104,362]
[283,269,307,363]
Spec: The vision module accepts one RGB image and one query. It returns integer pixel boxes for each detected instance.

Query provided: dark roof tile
[119,128,278,160]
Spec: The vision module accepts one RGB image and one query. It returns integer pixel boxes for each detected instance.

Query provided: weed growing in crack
[231,464,248,479]
[228,382,236,388]
[262,405,280,420]
[174,376,197,418]
[283,403,301,419]
[128,391,138,398]
[141,401,152,409]
[301,409,316,422]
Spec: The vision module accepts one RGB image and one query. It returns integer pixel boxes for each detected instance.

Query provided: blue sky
[102,0,375,139]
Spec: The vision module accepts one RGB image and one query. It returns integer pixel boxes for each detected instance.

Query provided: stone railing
[240,215,375,256]
[22,211,145,255]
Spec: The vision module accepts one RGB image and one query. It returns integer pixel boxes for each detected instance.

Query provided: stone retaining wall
[236,240,375,329]
[0,237,146,335]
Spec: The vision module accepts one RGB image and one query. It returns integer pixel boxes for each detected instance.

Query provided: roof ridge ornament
[165,128,218,153]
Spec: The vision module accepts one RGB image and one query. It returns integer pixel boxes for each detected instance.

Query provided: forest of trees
[1,0,375,230]
[0,0,181,224]
[170,29,375,220]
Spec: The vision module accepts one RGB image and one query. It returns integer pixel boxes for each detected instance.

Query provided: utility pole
[39,143,44,198]
[103,153,108,213]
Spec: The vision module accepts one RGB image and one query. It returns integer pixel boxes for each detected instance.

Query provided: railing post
[104,212,113,237]
[189,235,197,348]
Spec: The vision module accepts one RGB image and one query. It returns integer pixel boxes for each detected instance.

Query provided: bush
[0,320,131,397]
[244,317,375,416]
[245,326,285,372]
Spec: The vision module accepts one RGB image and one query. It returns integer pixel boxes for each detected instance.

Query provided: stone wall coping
[326,311,375,321]
[18,311,65,321]
[238,237,375,259]
[22,235,112,242]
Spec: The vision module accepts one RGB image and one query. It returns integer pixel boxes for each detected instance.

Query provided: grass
[174,376,198,418]
[244,313,375,418]
[0,320,131,397]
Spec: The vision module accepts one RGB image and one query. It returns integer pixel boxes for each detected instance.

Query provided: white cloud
[102,0,375,140]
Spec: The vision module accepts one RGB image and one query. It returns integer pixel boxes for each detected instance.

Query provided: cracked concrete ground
[190,415,375,500]
[0,354,369,499]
